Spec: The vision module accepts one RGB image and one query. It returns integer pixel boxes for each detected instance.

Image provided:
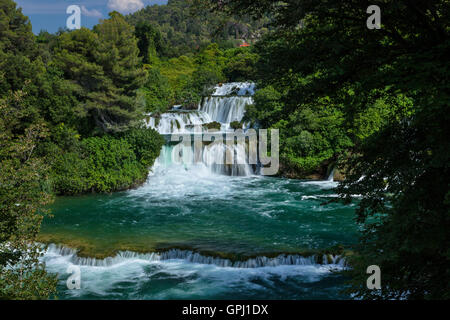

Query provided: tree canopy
[207,0,450,299]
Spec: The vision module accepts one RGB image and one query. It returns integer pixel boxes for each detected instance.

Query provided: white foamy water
[144,82,257,176]
[146,82,255,134]
[199,96,252,125]
[42,244,347,299]
[212,82,256,96]
[44,244,346,268]
[40,169,352,299]
[145,110,212,134]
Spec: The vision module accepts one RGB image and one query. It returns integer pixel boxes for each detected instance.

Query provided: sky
[15,0,168,34]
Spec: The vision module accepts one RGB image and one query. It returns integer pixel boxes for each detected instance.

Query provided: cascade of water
[44,244,347,269]
[154,142,253,177]
[199,96,252,125]
[145,110,212,134]
[327,168,335,182]
[147,82,256,177]
[211,82,256,96]
[203,142,251,176]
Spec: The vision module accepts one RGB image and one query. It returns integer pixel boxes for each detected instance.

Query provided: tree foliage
[48,128,163,195]
[0,92,57,300]
[213,0,450,299]
[127,0,270,57]
[0,1,166,299]
[54,13,146,134]
[0,0,57,299]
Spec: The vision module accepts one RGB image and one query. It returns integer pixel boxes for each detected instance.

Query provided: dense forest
[201,0,449,299]
[126,0,271,57]
[1,0,449,300]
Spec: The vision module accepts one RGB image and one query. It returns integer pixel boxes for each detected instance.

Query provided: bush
[229,121,242,130]
[204,121,221,130]
[139,67,173,114]
[223,47,259,82]
[49,128,164,195]
[120,128,165,167]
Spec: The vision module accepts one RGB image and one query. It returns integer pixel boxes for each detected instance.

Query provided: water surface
[41,165,358,299]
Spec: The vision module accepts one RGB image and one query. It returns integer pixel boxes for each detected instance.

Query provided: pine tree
[90,12,146,132]
[0,0,39,95]
[54,12,146,134]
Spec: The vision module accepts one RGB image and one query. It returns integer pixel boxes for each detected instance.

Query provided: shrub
[50,128,163,195]
[204,121,221,130]
[229,121,242,130]
[120,128,165,167]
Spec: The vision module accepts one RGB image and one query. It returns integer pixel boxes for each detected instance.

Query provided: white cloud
[81,6,103,18]
[107,0,145,14]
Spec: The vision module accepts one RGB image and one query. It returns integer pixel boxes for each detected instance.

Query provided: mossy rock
[333,169,345,181]
[204,121,221,130]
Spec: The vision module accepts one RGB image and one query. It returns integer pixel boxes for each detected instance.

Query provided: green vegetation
[223,47,259,82]
[229,121,242,130]
[209,0,450,299]
[52,13,146,134]
[126,0,265,112]
[138,43,257,113]
[0,91,57,299]
[204,121,221,130]
[0,2,163,298]
[0,0,262,298]
[0,1,57,299]
[0,4,167,197]
[47,128,164,195]
[126,0,270,57]
[153,43,227,110]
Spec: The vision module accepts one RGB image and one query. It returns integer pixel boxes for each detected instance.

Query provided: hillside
[126,0,270,57]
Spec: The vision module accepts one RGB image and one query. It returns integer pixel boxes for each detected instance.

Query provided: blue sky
[15,0,168,34]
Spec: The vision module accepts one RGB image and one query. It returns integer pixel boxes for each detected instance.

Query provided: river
[39,83,359,299]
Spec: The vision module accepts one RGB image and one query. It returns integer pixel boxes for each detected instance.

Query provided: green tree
[214,0,450,299]
[48,128,164,195]
[223,47,259,81]
[127,0,270,57]
[138,67,173,114]
[53,28,106,135]
[0,0,38,95]
[135,21,166,64]
[0,92,57,299]
[90,12,146,132]
[190,43,226,96]
[54,13,146,134]
[0,3,58,298]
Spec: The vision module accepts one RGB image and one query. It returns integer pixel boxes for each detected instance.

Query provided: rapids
[40,82,358,299]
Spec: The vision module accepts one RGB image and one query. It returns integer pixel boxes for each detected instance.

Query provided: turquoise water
[41,164,359,299]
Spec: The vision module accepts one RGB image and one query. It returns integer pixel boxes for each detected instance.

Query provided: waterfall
[327,168,335,182]
[211,82,256,96]
[146,82,255,134]
[199,96,252,125]
[199,82,254,128]
[145,110,212,134]
[154,142,252,177]
[203,142,251,176]
[147,82,256,177]
[44,244,347,269]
